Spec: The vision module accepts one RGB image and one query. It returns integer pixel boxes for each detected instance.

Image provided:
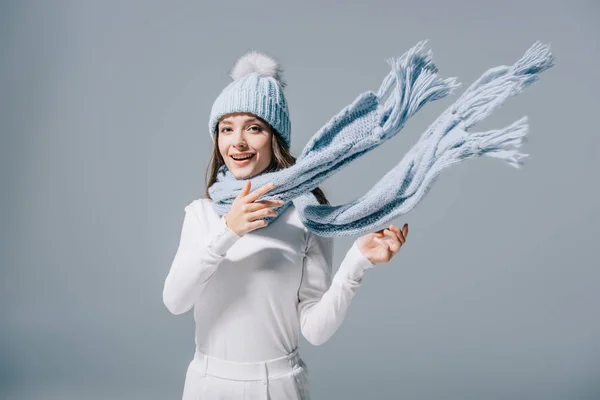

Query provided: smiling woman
[217,112,273,180]
[164,50,408,400]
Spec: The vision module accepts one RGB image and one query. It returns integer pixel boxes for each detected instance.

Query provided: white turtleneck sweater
[162,198,374,362]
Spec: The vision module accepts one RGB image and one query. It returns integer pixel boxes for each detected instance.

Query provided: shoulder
[184,197,211,215]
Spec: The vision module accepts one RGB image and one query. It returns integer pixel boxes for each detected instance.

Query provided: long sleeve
[297,231,374,346]
[162,203,241,315]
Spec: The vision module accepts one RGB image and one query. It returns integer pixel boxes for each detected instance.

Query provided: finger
[389,225,405,245]
[372,229,387,244]
[246,201,280,212]
[378,228,395,240]
[399,224,408,243]
[395,223,408,243]
[388,228,403,253]
[249,206,278,221]
[246,182,276,203]
[250,218,269,230]
[256,199,285,208]
[237,180,251,199]
[245,203,265,213]
[397,226,406,244]
[382,229,401,253]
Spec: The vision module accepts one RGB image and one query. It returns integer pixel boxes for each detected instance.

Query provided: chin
[232,171,251,179]
[228,165,267,180]
[228,166,253,180]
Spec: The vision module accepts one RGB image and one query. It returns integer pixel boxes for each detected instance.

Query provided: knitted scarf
[208,41,554,237]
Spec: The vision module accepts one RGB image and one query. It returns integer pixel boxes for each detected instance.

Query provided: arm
[162,203,241,315]
[297,231,374,346]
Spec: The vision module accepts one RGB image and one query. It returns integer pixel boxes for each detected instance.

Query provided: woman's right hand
[224,180,284,237]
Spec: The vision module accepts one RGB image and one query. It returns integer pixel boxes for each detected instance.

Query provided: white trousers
[181,347,310,399]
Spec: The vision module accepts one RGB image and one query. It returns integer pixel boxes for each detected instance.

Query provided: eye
[249,125,262,132]
[220,126,232,133]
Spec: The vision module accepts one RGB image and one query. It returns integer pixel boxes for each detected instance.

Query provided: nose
[232,130,248,147]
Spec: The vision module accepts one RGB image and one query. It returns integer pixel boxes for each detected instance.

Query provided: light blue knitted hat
[208,51,292,147]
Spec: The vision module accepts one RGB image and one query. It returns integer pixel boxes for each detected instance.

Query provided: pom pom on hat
[229,50,286,87]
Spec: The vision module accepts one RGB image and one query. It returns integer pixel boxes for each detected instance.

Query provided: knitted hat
[208,51,292,147]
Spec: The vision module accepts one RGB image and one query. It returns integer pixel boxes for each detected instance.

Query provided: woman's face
[217,112,273,179]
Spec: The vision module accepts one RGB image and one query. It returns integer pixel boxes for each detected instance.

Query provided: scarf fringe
[465,116,530,168]
[376,40,460,141]
[452,41,554,129]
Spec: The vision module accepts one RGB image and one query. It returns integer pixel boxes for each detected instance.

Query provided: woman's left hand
[356,223,408,265]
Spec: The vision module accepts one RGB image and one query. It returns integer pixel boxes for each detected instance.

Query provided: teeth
[232,154,254,160]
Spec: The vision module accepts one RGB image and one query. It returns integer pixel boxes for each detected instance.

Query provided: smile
[231,154,255,164]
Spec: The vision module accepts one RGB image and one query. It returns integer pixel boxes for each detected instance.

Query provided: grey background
[2,0,599,399]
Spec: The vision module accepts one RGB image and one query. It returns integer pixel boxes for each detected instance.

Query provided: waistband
[190,348,302,383]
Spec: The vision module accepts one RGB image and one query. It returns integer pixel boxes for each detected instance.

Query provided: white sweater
[162,198,374,362]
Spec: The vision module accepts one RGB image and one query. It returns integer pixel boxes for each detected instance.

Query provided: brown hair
[203,117,330,205]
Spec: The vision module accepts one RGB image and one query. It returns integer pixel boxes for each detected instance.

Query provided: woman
[163,51,408,400]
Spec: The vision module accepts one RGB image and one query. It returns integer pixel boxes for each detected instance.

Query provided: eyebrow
[220,118,261,126]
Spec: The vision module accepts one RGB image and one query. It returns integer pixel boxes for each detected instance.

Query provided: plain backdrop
[1,0,599,399]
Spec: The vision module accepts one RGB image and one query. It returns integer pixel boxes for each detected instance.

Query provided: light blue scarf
[208,41,554,237]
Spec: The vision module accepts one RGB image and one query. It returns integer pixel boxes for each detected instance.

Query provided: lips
[231,154,255,159]
[230,154,255,165]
